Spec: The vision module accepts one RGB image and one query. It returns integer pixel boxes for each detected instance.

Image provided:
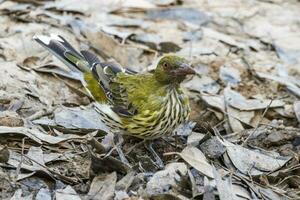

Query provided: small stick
[14,137,26,184]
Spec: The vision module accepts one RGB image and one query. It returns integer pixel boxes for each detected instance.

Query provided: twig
[21,154,77,184]
[216,163,293,199]
[14,137,26,184]
[163,152,178,157]
[275,175,300,187]
[27,107,55,121]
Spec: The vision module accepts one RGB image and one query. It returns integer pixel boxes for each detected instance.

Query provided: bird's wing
[80,51,138,117]
[34,34,138,107]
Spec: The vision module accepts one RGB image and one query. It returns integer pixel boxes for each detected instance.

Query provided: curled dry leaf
[44,0,118,14]
[173,122,195,137]
[226,105,252,132]
[33,105,109,134]
[0,126,95,145]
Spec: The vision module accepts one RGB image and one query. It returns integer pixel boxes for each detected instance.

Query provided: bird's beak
[174,63,196,76]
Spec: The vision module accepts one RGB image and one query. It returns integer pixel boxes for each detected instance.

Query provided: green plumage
[115,73,167,112]
[34,34,195,139]
[84,72,107,102]
[114,73,190,137]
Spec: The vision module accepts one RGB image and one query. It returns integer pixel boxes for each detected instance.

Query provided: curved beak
[174,63,196,76]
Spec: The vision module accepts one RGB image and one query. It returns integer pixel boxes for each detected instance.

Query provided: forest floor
[0,0,300,199]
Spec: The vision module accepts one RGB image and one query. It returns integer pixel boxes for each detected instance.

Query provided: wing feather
[34,34,138,116]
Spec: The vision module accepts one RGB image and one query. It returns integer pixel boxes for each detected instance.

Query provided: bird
[33,34,195,140]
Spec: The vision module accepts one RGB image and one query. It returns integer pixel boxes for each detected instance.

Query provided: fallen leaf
[146,162,188,195]
[36,188,51,200]
[6,146,58,180]
[213,167,236,200]
[202,28,245,49]
[223,140,291,176]
[184,76,220,95]
[224,87,255,132]
[293,101,300,123]
[199,137,226,159]
[115,171,135,191]
[0,146,9,163]
[219,65,241,85]
[147,8,210,26]
[10,189,34,200]
[86,172,117,200]
[224,87,284,111]
[55,186,81,200]
[0,126,95,145]
[83,27,149,70]
[187,132,205,146]
[179,146,213,178]
[53,106,108,132]
[257,72,300,98]
[201,95,225,112]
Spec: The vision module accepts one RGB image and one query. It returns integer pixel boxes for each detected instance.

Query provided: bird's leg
[114,133,130,165]
[144,141,164,169]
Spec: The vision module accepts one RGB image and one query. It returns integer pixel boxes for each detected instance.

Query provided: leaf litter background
[0,0,300,199]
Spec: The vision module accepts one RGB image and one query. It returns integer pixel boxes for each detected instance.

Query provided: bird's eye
[163,62,169,69]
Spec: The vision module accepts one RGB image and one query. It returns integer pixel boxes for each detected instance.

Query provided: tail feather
[33,34,135,107]
[80,50,101,68]
[33,34,89,73]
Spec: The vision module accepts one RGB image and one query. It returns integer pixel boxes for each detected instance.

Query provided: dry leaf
[179,146,213,178]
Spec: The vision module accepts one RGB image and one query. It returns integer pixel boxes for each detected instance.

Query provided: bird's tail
[33,34,99,73]
[34,34,110,102]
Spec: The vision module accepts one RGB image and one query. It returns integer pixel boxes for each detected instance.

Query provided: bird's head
[154,55,195,84]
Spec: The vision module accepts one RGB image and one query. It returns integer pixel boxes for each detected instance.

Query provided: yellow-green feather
[84,72,108,103]
[115,73,167,112]
[65,53,108,103]
[114,72,190,137]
